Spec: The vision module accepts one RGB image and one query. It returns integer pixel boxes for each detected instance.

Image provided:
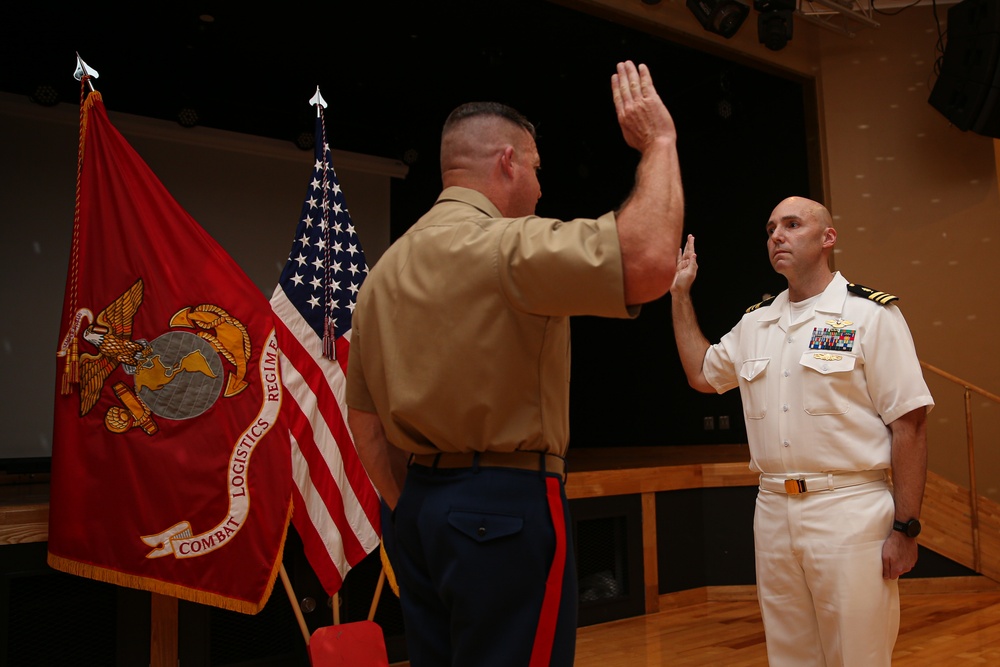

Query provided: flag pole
[367,569,386,622]
[279,564,311,645]
[74,53,99,92]
[309,85,327,115]
[275,85,333,646]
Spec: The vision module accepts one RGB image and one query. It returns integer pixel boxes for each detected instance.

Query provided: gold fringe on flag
[47,496,294,615]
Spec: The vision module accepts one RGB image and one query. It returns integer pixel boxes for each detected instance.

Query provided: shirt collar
[435,186,503,219]
[751,271,847,325]
[814,272,849,314]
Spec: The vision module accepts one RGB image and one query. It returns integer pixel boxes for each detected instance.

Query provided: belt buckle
[784,478,807,495]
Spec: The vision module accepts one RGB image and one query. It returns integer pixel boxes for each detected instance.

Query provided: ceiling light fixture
[754,0,795,51]
[686,0,751,39]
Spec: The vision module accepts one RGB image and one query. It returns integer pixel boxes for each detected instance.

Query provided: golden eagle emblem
[78,279,152,416]
[71,277,255,434]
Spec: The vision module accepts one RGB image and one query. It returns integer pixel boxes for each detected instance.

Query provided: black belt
[409,450,566,480]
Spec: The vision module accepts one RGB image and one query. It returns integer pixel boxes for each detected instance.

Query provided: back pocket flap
[448,510,524,543]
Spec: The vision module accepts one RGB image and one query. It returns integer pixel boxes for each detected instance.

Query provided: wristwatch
[892,518,922,538]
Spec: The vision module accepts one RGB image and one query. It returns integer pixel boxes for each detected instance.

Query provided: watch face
[896,519,921,538]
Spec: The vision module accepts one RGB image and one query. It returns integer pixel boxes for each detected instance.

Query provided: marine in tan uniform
[346,61,684,666]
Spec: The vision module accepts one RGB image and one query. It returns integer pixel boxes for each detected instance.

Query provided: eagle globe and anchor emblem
[70,277,252,435]
[59,277,275,560]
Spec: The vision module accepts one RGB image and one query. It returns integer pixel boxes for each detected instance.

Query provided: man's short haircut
[442,102,537,140]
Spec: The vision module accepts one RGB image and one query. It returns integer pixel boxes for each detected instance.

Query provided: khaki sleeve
[497,211,634,318]
[345,326,377,413]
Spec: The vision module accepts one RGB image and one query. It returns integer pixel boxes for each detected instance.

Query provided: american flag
[270,98,381,596]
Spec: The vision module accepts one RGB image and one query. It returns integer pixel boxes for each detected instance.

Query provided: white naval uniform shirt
[702,272,934,475]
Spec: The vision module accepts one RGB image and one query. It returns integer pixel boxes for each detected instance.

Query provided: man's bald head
[778,196,833,229]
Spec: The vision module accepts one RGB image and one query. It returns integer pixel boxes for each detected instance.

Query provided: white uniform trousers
[754,479,898,667]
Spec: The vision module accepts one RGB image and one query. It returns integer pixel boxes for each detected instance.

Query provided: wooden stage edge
[656,575,1000,610]
[0,445,758,547]
[565,443,756,499]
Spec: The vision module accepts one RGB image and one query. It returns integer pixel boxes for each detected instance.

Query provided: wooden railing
[920,361,1000,574]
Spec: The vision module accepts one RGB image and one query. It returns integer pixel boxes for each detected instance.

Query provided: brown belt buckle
[784,478,807,495]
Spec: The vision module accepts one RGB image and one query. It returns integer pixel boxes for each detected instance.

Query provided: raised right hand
[611,60,677,153]
[671,234,698,295]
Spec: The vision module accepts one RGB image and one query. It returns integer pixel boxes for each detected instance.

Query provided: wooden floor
[388,584,1000,666]
[573,589,1000,666]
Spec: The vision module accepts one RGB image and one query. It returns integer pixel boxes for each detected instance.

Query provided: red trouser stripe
[529,476,567,667]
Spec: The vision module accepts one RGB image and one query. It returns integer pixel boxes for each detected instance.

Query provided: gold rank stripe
[745,295,776,313]
[868,291,897,304]
[847,283,898,305]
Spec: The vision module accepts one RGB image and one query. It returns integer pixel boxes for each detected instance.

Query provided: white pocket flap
[800,351,856,374]
[740,358,770,382]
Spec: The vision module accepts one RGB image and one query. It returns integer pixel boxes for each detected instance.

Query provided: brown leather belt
[409,450,566,478]
[759,470,888,495]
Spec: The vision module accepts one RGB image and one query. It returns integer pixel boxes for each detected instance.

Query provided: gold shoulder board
[847,282,898,305]
[746,295,777,313]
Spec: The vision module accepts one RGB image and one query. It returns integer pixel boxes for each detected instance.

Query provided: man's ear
[500,146,515,178]
[823,226,837,249]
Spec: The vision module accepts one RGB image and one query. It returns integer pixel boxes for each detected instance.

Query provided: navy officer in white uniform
[669,196,933,666]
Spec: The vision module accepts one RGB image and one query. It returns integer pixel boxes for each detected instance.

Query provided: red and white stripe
[271,288,381,595]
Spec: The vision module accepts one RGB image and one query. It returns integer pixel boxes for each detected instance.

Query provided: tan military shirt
[346,186,636,457]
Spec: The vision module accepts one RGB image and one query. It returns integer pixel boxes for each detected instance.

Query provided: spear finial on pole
[309,86,327,117]
[74,53,99,92]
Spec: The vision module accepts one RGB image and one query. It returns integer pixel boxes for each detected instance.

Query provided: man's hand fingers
[638,63,654,98]
[617,61,639,104]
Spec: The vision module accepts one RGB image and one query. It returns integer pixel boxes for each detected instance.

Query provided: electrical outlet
[719,415,730,430]
[703,416,715,430]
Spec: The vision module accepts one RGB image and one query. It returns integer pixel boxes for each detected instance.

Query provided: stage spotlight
[754,0,795,51]
[294,131,315,151]
[686,0,750,39]
[177,107,200,128]
[30,84,60,107]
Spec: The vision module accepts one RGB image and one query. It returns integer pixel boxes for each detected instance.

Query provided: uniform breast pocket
[739,358,770,420]
[799,352,856,415]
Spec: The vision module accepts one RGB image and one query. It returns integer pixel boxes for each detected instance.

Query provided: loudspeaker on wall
[928,0,1000,138]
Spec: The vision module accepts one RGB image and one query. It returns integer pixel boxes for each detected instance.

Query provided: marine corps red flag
[49,83,292,613]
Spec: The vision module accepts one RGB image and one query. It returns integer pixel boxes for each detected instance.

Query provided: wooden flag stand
[279,559,391,666]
